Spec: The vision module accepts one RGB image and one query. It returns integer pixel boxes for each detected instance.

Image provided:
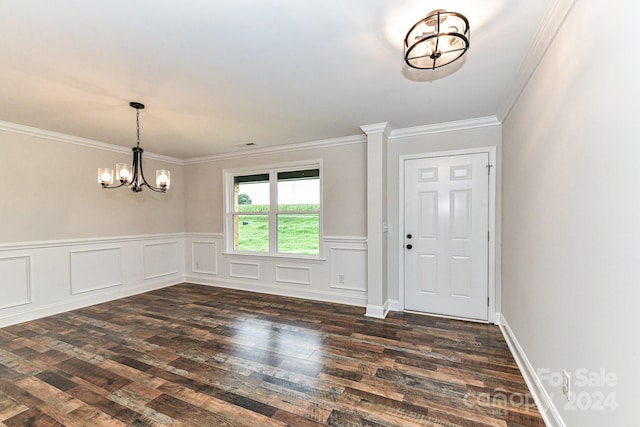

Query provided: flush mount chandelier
[98,102,170,193]
[404,9,470,70]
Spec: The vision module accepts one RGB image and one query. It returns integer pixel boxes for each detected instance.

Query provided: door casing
[398,147,498,323]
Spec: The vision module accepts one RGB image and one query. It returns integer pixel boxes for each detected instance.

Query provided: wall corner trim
[499,314,566,427]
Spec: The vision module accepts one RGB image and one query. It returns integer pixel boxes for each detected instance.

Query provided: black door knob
[406,244,413,250]
[406,234,412,239]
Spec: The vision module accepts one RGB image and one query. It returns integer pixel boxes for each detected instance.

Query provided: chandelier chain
[135,109,140,148]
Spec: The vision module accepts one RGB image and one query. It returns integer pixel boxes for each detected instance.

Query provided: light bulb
[156,169,170,190]
[116,163,132,183]
[98,168,114,186]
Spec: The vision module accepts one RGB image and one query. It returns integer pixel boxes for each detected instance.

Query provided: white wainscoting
[275,265,311,286]
[191,241,218,274]
[328,246,367,292]
[185,233,368,307]
[0,233,368,327]
[143,242,179,280]
[229,261,260,280]
[0,234,185,328]
[0,255,32,309]
[70,247,122,295]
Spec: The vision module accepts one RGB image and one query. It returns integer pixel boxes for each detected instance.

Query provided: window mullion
[269,170,278,253]
[232,178,238,251]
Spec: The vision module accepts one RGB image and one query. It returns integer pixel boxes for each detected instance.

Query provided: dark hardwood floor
[0,283,544,426]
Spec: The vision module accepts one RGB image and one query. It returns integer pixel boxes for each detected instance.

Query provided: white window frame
[223,160,323,259]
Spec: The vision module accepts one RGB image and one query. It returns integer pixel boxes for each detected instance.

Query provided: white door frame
[398,147,498,323]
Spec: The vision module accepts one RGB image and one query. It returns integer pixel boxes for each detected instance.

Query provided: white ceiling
[0,0,551,159]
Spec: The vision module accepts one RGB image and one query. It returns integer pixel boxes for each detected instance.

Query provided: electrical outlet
[338,274,345,284]
[562,369,571,400]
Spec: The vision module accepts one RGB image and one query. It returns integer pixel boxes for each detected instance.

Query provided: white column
[361,122,391,318]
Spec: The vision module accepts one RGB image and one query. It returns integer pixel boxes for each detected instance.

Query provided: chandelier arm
[131,147,142,192]
[134,146,167,193]
[145,183,168,193]
[137,152,152,189]
[100,181,129,189]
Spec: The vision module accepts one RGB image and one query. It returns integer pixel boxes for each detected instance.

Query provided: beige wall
[184,142,367,237]
[502,1,636,425]
[1,130,184,243]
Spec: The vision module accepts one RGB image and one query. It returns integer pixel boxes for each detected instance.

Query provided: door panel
[418,254,437,294]
[404,153,489,320]
[419,191,438,238]
[450,255,471,297]
[451,189,471,239]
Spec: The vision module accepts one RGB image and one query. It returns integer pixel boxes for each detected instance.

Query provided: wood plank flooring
[0,283,545,426]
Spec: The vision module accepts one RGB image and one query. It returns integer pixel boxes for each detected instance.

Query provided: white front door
[404,153,489,321]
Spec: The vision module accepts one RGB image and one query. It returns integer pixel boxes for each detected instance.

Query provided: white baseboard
[494,312,501,325]
[500,314,566,427]
[365,301,389,319]
[186,276,367,308]
[388,299,400,312]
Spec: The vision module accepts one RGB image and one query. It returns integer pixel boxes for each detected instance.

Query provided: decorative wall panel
[70,248,122,294]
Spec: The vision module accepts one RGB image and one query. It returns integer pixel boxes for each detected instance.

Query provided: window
[227,164,321,256]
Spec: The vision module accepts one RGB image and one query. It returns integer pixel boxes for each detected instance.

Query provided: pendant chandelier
[98,102,170,193]
[404,10,470,70]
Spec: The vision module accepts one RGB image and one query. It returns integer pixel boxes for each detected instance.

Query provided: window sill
[221,251,326,263]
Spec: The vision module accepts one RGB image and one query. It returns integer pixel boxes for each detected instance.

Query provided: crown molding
[0,120,184,165]
[3,113,502,166]
[389,116,500,140]
[183,134,366,165]
[496,0,579,123]
[360,122,392,137]
[185,117,497,164]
